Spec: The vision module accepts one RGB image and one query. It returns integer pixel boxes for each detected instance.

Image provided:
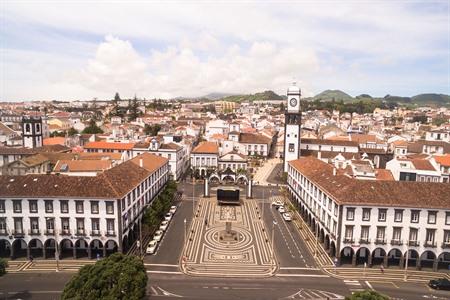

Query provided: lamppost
[46,217,59,272]
[262,188,265,220]
[184,218,187,246]
[404,250,409,281]
[138,216,142,258]
[192,177,195,218]
[271,220,277,270]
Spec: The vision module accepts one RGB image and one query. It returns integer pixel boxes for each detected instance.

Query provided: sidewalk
[253,158,282,185]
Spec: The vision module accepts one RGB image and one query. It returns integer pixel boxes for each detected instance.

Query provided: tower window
[289,143,295,152]
[25,124,31,133]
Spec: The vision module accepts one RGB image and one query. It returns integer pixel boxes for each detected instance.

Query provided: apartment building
[287,156,450,271]
[0,153,169,260]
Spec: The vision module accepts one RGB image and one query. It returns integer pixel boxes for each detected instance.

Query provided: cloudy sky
[1,1,449,101]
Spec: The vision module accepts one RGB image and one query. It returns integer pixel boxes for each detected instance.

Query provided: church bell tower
[283,82,301,172]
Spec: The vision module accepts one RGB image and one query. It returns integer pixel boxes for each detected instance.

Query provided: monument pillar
[204,178,210,197]
[247,179,253,199]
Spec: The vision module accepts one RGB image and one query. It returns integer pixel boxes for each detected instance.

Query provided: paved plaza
[182,196,276,277]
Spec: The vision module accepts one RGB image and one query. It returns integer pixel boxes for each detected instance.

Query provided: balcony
[91,230,101,236]
[359,238,371,244]
[45,229,55,235]
[442,242,450,249]
[0,229,7,236]
[343,238,354,244]
[12,229,24,237]
[28,229,40,235]
[424,241,437,248]
[391,239,403,246]
[61,229,71,236]
[106,230,116,237]
[375,238,387,245]
[408,240,420,247]
[76,229,86,236]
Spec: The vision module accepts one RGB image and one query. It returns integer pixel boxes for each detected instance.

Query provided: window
[46,218,54,231]
[362,208,371,221]
[378,209,387,222]
[0,218,6,233]
[13,200,22,213]
[344,226,353,241]
[107,219,115,233]
[411,210,420,223]
[61,218,70,232]
[75,201,84,214]
[30,217,39,232]
[428,211,437,224]
[0,200,5,213]
[360,226,370,240]
[60,200,69,213]
[91,201,99,214]
[444,230,450,244]
[106,202,114,214]
[346,208,355,221]
[392,227,402,241]
[394,209,403,222]
[76,218,85,234]
[288,143,295,152]
[14,217,23,234]
[376,227,385,241]
[425,229,436,245]
[91,219,100,231]
[45,200,53,213]
[409,228,418,242]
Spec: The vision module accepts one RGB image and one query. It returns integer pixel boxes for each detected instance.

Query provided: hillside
[218,90,285,102]
[312,90,353,102]
[384,93,450,106]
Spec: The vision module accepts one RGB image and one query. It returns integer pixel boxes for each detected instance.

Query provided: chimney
[139,158,143,168]
[333,167,337,176]
[317,151,321,160]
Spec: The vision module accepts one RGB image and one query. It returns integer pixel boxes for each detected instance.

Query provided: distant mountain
[313,90,353,102]
[202,92,237,100]
[384,93,450,106]
[218,90,285,102]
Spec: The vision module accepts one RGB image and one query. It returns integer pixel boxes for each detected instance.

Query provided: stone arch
[387,248,402,267]
[74,239,89,259]
[200,169,206,178]
[90,239,104,259]
[105,240,119,256]
[329,241,336,258]
[0,239,11,258]
[437,252,450,270]
[405,249,419,268]
[60,239,73,259]
[222,175,235,183]
[209,174,220,184]
[340,246,354,265]
[28,238,44,258]
[12,238,27,259]
[44,238,56,259]
[420,250,436,269]
[371,247,387,266]
[355,247,371,266]
[324,234,330,250]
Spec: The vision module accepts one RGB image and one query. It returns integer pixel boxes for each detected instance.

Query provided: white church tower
[283,82,302,172]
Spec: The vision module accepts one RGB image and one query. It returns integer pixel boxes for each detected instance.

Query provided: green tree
[144,124,161,136]
[61,253,147,300]
[67,127,78,136]
[82,119,104,134]
[0,258,8,276]
[345,290,389,300]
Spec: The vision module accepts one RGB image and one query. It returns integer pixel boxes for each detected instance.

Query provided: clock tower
[283,82,301,172]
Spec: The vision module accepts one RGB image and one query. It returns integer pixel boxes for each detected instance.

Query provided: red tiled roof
[192,142,219,154]
[434,154,450,167]
[43,137,66,146]
[84,141,135,150]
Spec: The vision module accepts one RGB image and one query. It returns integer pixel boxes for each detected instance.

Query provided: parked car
[169,205,177,214]
[164,212,173,221]
[159,220,169,231]
[271,200,283,207]
[282,212,292,221]
[278,206,286,213]
[428,278,450,290]
[153,230,163,242]
[146,240,158,254]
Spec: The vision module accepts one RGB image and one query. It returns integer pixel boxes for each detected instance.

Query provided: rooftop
[192,141,219,154]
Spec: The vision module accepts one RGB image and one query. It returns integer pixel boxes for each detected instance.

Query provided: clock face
[290,98,298,107]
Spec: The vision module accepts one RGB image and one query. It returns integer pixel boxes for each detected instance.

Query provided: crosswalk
[343,280,364,293]
[281,288,344,299]
[6,259,95,273]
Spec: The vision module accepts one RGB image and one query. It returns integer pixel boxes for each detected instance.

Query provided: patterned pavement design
[182,197,277,277]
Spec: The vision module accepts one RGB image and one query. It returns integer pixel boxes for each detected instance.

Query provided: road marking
[276,274,329,277]
[157,286,183,297]
[365,281,374,290]
[146,270,183,274]
[145,263,179,267]
[279,267,320,270]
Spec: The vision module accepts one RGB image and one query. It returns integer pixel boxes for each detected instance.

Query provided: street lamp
[271,220,277,271]
[46,217,59,272]
[192,177,195,219]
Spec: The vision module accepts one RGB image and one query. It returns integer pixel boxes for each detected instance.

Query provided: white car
[159,220,169,231]
[153,230,163,242]
[278,206,286,213]
[169,205,177,214]
[146,240,158,254]
[282,213,292,221]
[271,200,283,207]
[164,212,173,221]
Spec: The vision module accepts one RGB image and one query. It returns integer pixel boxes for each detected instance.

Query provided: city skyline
[1,1,449,101]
